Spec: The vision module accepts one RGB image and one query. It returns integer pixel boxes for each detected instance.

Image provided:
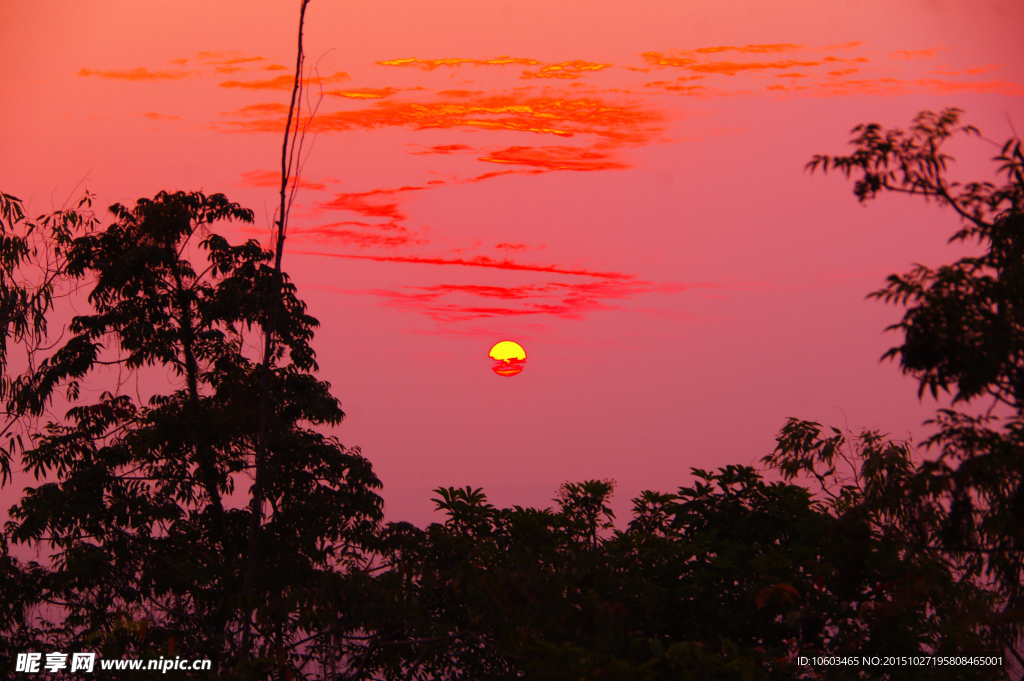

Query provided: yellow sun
[488,340,526,363]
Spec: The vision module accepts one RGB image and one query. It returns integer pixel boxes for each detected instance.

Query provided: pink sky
[2,0,1023,526]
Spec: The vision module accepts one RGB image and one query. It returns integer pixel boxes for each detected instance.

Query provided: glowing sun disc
[488,340,526,363]
[488,340,527,377]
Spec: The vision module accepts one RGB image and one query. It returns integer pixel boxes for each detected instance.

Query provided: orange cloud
[641,49,870,79]
[437,90,483,97]
[521,60,613,79]
[692,44,805,55]
[378,56,541,69]
[822,41,865,50]
[929,65,1001,76]
[641,53,698,68]
[219,71,350,90]
[478,145,628,171]
[78,67,194,81]
[324,87,400,99]
[411,144,474,155]
[813,76,1024,97]
[219,93,661,143]
[138,112,180,121]
[196,53,267,66]
[890,49,938,60]
[641,52,825,75]
[687,59,825,75]
[642,80,710,95]
[219,75,294,90]
[913,78,1024,96]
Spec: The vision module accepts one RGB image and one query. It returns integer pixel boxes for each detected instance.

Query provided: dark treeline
[0,109,1022,680]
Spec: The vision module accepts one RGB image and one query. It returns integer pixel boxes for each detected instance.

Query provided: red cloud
[316,186,427,220]
[495,243,531,252]
[349,279,717,323]
[291,224,422,248]
[237,170,327,191]
[293,251,636,279]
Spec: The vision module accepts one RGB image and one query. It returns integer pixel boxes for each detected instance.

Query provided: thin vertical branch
[241,0,311,661]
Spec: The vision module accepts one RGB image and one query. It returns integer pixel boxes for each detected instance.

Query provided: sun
[488,340,527,376]
[489,340,526,363]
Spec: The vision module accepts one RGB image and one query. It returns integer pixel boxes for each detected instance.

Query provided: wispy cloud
[138,112,181,121]
[238,170,328,191]
[478,145,628,171]
[293,251,637,279]
[218,92,662,143]
[411,144,475,155]
[691,44,806,55]
[331,279,729,324]
[292,224,423,248]
[316,186,427,221]
[219,71,349,90]
[521,60,613,79]
[890,49,940,60]
[377,56,542,70]
[78,67,194,81]
[324,87,401,99]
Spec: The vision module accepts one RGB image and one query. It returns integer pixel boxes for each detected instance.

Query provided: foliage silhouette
[346,468,997,679]
[0,191,382,678]
[801,107,1024,666]
[2,107,1021,681]
[0,191,99,484]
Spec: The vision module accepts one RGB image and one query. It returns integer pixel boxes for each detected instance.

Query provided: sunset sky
[2,0,1023,526]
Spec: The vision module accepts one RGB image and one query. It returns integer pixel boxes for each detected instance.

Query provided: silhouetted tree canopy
[1,108,1021,680]
[802,108,1024,667]
[1,191,382,678]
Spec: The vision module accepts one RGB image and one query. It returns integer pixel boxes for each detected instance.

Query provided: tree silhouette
[2,191,382,677]
[348,468,997,679]
[0,191,99,484]
[3,107,1019,681]
[800,108,1024,666]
